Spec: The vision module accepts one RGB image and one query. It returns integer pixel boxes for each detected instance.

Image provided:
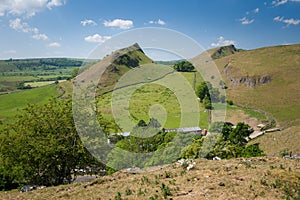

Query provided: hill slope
[214,44,300,127]
[95,43,153,93]
[2,157,299,199]
[191,44,300,156]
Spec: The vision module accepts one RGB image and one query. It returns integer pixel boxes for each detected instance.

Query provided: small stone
[219,182,225,186]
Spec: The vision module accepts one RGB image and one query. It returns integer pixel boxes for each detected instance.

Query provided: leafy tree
[228,122,253,146]
[240,143,265,158]
[181,137,204,159]
[196,81,212,101]
[209,122,233,140]
[0,98,107,188]
[173,61,195,72]
[203,96,212,109]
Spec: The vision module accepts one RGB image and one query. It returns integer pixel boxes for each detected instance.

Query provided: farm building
[165,127,202,135]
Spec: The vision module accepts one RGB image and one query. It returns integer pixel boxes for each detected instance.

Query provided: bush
[227,100,234,105]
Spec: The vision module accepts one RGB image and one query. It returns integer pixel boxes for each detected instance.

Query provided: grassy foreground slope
[1,157,299,200]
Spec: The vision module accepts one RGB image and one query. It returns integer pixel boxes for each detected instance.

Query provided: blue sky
[0,0,300,60]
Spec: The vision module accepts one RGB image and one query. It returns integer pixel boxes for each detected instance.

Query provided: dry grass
[192,44,300,157]
[249,125,300,157]
[1,157,299,200]
[214,44,300,128]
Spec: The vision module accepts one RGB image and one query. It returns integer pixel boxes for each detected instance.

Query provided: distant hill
[0,58,85,72]
[0,58,95,92]
[209,44,242,60]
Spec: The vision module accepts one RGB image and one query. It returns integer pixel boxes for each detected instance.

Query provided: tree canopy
[0,97,110,190]
[173,61,195,72]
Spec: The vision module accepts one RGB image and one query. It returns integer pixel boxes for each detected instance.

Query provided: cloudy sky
[0,0,299,60]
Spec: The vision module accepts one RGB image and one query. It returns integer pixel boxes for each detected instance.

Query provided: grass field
[24,80,66,87]
[0,84,60,123]
[97,79,208,131]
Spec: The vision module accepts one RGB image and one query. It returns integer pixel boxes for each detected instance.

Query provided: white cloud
[103,19,133,29]
[211,36,235,47]
[84,34,111,43]
[33,33,48,40]
[9,18,49,40]
[9,18,32,32]
[80,19,97,26]
[274,16,300,26]
[48,42,61,47]
[149,19,166,25]
[47,0,64,9]
[0,0,66,17]
[254,8,260,13]
[239,17,255,25]
[274,16,284,22]
[157,19,166,25]
[272,0,288,6]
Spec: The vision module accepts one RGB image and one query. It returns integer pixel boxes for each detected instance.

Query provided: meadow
[0,84,60,123]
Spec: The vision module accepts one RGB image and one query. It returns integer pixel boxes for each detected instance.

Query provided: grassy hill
[97,43,153,93]
[1,157,299,200]
[75,43,211,130]
[191,44,300,156]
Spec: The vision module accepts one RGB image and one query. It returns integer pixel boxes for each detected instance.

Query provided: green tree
[173,61,195,72]
[240,143,264,158]
[203,96,212,109]
[196,81,212,101]
[228,122,253,146]
[209,122,233,140]
[0,98,106,188]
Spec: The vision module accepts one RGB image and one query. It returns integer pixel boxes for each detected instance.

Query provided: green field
[97,73,209,131]
[24,80,66,87]
[0,84,60,123]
